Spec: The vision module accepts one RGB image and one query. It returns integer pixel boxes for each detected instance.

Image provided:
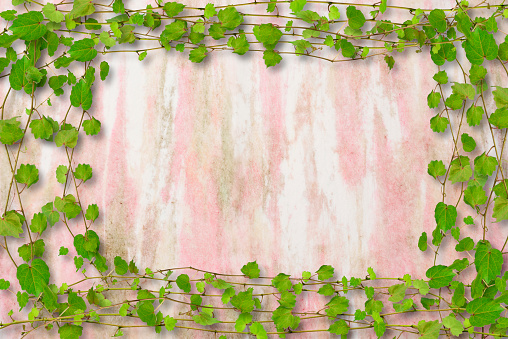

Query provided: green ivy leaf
[15,164,38,188]
[189,45,207,63]
[418,232,427,251]
[466,105,484,127]
[346,6,365,29]
[463,28,498,65]
[327,318,349,335]
[263,49,282,67]
[235,312,252,332]
[69,39,97,62]
[489,107,508,129]
[428,9,447,33]
[253,23,282,49]
[16,258,50,295]
[70,79,92,111]
[388,284,406,302]
[231,288,255,313]
[42,3,64,23]
[227,30,249,54]
[445,93,464,110]
[74,164,92,182]
[0,278,9,290]
[30,116,58,141]
[10,11,46,41]
[241,261,260,278]
[433,70,448,84]
[493,87,508,109]
[475,241,503,282]
[55,125,79,148]
[272,306,300,330]
[204,4,216,19]
[83,117,101,136]
[316,265,334,280]
[456,237,474,252]
[58,324,83,339]
[0,117,23,145]
[30,212,47,234]
[417,320,442,339]
[59,246,69,256]
[325,295,349,318]
[413,279,430,296]
[464,185,487,208]
[221,287,235,304]
[470,65,487,85]
[318,284,335,296]
[374,320,386,337]
[70,0,95,18]
[448,156,472,183]
[434,202,457,231]
[272,273,292,292]
[161,20,187,41]
[85,204,99,222]
[164,2,185,17]
[467,297,503,327]
[192,306,220,326]
[250,322,268,339]
[426,265,455,289]
[427,91,441,108]
[493,196,508,222]
[176,274,191,292]
[18,239,45,262]
[74,230,99,260]
[452,82,475,100]
[461,133,476,152]
[474,153,497,177]
[430,115,449,133]
[218,7,243,30]
[114,256,128,275]
[430,38,456,66]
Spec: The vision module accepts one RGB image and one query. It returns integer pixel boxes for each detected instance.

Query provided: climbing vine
[1,0,508,337]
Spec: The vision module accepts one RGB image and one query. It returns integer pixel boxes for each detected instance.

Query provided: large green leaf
[475,241,503,283]
[70,79,93,111]
[489,107,508,128]
[346,6,365,29]
[70,0,95,18]
[325,295,349,318]
[241,261,260,278]
[428,9,447,33]
[58,324,83,339]
[253,23,282,49]
[160,20,187,41]
[0,117,24,145]
[434,202,457,231]
[10,11,46,41]
[474,153,497,177]
[463,28,498,65]
[426,265,455,289]
[69,38,97,62]
[493,196,508,222]
[218,7,243,30]
[417,320,442,339]
[16,258,50,295]
[493,87,508,109]
[448,156,472,183]
[0,210,24,238]
[467,297,503,327]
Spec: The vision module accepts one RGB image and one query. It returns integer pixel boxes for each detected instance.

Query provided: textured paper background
[3,0,506,337]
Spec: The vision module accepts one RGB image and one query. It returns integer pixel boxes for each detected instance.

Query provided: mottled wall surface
[4,0,506,338]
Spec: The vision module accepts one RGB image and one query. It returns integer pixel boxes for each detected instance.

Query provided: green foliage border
[1,0,508,338]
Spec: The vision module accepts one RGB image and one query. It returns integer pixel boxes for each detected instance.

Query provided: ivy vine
[1,0,508,338]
